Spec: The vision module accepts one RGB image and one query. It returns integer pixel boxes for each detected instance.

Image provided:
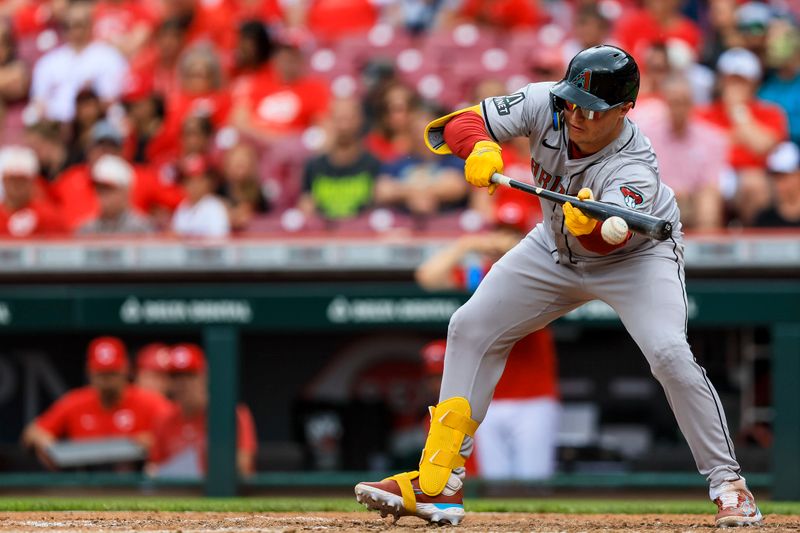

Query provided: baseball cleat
[713,480,763,527]
[355,471,465,525]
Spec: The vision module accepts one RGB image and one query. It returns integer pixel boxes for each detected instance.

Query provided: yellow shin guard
[418,397,478,496]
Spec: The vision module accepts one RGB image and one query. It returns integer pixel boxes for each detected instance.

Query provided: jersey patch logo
[620,185,645,209]
[570,69,592,90]
[493,92,525,116]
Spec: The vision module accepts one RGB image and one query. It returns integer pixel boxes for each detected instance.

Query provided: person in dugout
[146,343,257,478]
[21,336,173,469]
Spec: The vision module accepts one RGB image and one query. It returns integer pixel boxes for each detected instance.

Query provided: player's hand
[563,188,597,236]
[465,140,503,194]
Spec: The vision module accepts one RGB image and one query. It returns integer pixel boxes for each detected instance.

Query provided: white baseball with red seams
[601,216,628,244]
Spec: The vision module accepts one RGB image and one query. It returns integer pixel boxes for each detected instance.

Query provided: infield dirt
[1,511,799,532]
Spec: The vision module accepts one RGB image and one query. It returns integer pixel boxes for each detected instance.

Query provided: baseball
[601,216,628,244]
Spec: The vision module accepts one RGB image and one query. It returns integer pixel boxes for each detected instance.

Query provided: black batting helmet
[550,45,639,120]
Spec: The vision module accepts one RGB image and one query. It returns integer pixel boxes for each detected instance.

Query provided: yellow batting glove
[465,140,503,195]
[563,188,597,236]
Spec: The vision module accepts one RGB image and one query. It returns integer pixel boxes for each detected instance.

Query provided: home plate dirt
[1,512,799,532]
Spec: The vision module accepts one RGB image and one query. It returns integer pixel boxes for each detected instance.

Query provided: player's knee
[647,338,696,387]
[446,304,490,353]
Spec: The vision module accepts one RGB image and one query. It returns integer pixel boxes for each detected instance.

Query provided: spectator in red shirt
[151,44,231,161]
[442,0,544,30]
[0,145,66,237]
[148,344,257,478]
[21,336,173,469]
[50,120,184,231]
[127,17,190,104]
[135,343,173,398]
[302,0,378,42]
[159,0,237,54]
[696,47,789,224]
[230,31,329,142]
[614,0,702,62]
[93,0,159,58]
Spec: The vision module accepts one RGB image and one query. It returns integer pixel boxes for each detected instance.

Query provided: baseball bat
[490,173,673,241]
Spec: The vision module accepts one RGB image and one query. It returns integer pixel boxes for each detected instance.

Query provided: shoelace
[719,490,742,510]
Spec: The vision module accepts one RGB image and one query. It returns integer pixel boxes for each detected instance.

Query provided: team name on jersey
[531,158,565,194]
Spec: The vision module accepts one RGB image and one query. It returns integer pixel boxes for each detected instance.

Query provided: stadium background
[0,0,798,511]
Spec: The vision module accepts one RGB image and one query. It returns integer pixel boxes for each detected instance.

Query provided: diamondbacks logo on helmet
[570,69,592,90]
[620,185,644,209]
[493,92,525,116]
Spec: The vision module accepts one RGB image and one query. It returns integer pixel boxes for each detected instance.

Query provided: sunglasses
[554,97,623,120]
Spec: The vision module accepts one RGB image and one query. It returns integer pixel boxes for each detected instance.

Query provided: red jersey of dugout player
[147,343,258,478]
[21,336,175,470]
[415,194,559,480]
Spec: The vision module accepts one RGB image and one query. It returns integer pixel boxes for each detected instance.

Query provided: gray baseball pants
[440,226,742,489]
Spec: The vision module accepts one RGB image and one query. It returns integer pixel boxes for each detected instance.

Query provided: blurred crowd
[0,0,798,239]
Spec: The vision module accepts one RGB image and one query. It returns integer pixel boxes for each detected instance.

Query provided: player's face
[563,101,632,153]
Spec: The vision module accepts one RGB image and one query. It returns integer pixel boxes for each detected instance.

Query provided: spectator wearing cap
[135,343,174,399]
[375,106,468,219]
[21,336,173,469]
[77,155,155,235]
[229,29,330,142]
[50,119,184,231]
[753,142,800,227]
[147,343,257,478]
[298,97,381,221]
[0,145,66,237]
[759,24,800,147]
[219,143,270,231]
[734,1,774,63]
[30,0,128,123]
[633,74,727,230]
[171,155,231,238]
[697,47,789,224]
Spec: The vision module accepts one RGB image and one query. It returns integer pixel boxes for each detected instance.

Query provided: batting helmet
[550,45,639,127]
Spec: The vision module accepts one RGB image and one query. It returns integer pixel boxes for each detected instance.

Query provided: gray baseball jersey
[481,81,682,264]
[437,83,744,494]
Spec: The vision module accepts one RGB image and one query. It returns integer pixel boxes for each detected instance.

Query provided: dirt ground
[1,512,799,532]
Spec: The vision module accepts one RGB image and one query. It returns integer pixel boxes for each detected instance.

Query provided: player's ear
[619,102,634,117]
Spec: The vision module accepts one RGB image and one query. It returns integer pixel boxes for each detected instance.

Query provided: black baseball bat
[491,173,673,241]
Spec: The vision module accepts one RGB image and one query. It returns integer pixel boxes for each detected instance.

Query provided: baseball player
[355,45,761,528]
